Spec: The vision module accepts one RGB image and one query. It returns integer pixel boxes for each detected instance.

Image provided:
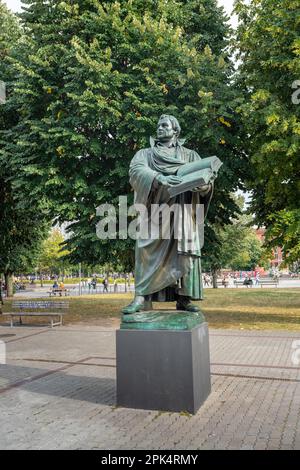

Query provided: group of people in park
[202,271,263,288]
[52,281,65,290]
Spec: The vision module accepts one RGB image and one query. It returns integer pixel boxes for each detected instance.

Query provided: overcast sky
[5,0,237,25]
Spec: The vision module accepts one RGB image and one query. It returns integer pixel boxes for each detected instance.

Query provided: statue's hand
[192,183,212,195]
[156,175,182,187]
[165,175,182,186]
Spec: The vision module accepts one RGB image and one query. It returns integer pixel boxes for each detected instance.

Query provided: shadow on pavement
[0,363,116,406]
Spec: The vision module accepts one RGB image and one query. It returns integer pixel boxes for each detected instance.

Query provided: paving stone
[0,325,300,449]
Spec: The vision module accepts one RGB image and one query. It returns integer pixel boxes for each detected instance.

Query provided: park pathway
[0,324,300,450]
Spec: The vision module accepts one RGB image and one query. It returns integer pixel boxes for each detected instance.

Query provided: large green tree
[4,0,247,270]
[202,196,266,284]
[235,0,300,265]
[37,229,71,282]
[0,1,49,296]
[217,216,264,272]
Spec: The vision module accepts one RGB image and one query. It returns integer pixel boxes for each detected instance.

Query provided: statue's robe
[129,138,213,301]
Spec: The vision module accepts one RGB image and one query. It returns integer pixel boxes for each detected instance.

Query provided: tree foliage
[0,1,49,288]
[218,219,264,271]
[235,0,300,264]
[265,209,300,266]
[3,0,247,269]
[37,228,71,275]
[202,196,265,272]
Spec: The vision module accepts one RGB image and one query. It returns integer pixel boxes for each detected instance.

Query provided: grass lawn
[1,288,300,330]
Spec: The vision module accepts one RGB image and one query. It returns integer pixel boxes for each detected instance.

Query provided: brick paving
[0,324,300,450]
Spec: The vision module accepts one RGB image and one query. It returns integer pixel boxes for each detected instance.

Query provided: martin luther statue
[122,115,221,314]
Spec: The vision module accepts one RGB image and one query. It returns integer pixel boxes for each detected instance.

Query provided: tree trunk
[5,272,14,297]
[0,276,3,307]
[212,269,218,289]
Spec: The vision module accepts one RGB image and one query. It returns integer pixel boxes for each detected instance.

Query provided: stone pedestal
[116,312,211,414]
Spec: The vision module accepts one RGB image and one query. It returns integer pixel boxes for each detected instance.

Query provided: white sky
[4,0,237,25]
[5,0,21,11]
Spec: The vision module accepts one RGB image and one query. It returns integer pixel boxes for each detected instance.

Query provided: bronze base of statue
[122,294,200,314]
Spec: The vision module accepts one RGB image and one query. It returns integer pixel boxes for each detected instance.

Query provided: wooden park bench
[234,280,253,288]
[2,300,69,328]
[48,288,70,297]
[258,279,279,288]
[216,280,229,288]
[234,279,279,288]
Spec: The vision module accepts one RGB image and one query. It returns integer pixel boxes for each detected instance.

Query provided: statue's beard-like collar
[150,136,186,148]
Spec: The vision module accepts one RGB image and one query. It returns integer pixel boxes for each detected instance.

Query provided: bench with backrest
[216,280,230,288]
[234,280,253,288]
[258,279,279,287]
[48,288,70,297]
[234,279,278,288]
[3,300,69,328]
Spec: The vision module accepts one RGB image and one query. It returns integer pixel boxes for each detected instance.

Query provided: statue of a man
[122,114,216,314]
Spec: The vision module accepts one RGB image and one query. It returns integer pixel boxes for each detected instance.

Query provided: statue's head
[156,114,181,142]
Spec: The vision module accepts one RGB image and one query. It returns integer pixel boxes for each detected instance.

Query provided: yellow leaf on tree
[266,114,280,125]
[218,116,232,127]
[204,45,212,57]
[56,146,64,156]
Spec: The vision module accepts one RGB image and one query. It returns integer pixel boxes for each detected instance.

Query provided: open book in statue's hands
[167,156,222,198]
[177,156,222,177]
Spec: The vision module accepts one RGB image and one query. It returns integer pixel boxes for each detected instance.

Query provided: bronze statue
[122,115,221,314]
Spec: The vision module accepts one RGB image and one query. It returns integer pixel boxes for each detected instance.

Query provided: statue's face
[156,118,176,141]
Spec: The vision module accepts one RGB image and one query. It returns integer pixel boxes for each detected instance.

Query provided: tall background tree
[37,229,71,283]
[0,1,49,296]
[3,0,248,273]
[202,195,266,285]
[235,0,300,266]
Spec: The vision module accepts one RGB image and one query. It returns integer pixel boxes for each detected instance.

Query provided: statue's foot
[176,296,200,313]
[122,296,146,315]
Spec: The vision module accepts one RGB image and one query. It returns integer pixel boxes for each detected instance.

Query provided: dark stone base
[116,323,211,414]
